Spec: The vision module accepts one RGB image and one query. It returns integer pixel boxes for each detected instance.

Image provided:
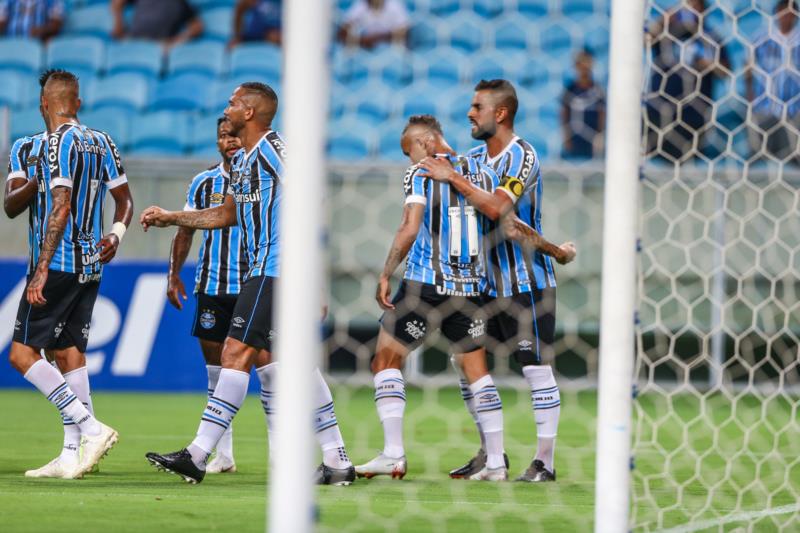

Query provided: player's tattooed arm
[501,215,577,265]
[27,186,71,306]
[140,196,237,231]
[166,226,195,310]
[98,183,134,264]
[4,176,39,218]
[377,203,424,310]
[417,156,513,221]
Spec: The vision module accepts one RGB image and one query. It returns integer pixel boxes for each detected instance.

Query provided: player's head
[217,116,242,163]
[776,0,797,31]
[401,114,444,163]
[224,82,278,134]
[39,69,80,128]
[468,79,518,140]
[575,48,594,78]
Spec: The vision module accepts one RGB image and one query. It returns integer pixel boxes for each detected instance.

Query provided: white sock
[256,363,278,455]
[374,368,406,459]
[523,365,560,472]
[190,368,249,468]
[59,414,81,465]
[469,375,505,469]
[313,369,351,469]
[25,359,100,437]
[207,365,234,459]
[62,366,94,464]
[451,355,486,450]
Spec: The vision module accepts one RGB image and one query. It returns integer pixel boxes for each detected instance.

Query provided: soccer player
[421,79,576,482]
[166,117,246,474]
[4,69,133,478]
[139,82,355,485]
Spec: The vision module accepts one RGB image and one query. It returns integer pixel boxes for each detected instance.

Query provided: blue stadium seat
[0,38,43,74]
[469,50,526,84]
[200,7,234,42]
[105,40,163,78]
[408,19,439,51]
[492,16,532,51]
[376,119,408,161]
[583,16,610,54]
[519,58,554,88]
[46,36,106,76]
[349,81,393,125]
[86,73,151,112]
[167,41,226,78]
[327,118,371,160]
[444,13,487,53]
[64,5,113,38]
[398,83,445,118]
[428,0,460,17]
[206,74,281,112]
[736,9,767,42]
[368,46,412,88]
[79,109,131,148]
[10,107,44,139]
[229,43,281,78]
[332,48,371,87]
[190,113,222,155]
[560,0,597,20]
[517,0,551,19]
[129,111,192,155]
[151,73,213,111]
[473,0,504,19]
[536,19,574,53]
[412,47,468,87]
[442,86,475,124]
[0,72,26,108]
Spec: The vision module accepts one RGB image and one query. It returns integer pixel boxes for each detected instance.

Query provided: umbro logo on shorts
[518,339,534,351]
[231,316,245,328]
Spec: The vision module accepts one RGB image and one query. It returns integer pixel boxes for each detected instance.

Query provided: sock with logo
[62,366,94,464]
[469,374,505,469]
[313,368,352,469]
[207,364,234,459]
[373,368,406,459]
[256,362,278,455]
[451,355,486,450]
[523,365,560,472]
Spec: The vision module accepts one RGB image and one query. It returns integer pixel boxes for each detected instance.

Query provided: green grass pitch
[0,387,796,532]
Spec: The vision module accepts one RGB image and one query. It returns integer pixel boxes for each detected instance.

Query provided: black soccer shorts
[226,275,275,351]
[380,280,487,354]
[485,287,556,366]
[192,292,239,343]
[13,269,100,353]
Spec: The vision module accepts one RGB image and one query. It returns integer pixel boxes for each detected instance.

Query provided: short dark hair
[776,0,795,12]
[217,116,228,128]
[39,68,79,91]
[474,79,518,121]
[239,81,278,106]
[402,114,443,136]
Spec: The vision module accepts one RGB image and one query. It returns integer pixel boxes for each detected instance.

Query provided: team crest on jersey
[200,310,216,329]
[209,193,225,205]
[405,319,426,340]
[26,155,39,165]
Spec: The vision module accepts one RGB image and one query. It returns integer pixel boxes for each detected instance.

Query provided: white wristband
[110,222,127,242]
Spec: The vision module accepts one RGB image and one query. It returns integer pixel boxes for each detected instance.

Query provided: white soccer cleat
[78,422,119,476]
[469,466,508,481]
[354,453,407,479]
[206,454,237,474]
[25,457,83,479]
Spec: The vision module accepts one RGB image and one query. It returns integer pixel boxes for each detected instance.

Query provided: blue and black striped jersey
[0,0,64,38]
[468,136,556,297]
[403,154,498,296]
[228,130,285,279]
[7,132,49,275]
[46,121,127,276]
[184,163,247,296]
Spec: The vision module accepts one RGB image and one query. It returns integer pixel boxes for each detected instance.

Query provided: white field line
[660,503,800,533]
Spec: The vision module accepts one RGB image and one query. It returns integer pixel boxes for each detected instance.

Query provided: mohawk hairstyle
[39,68,79,90]
[474,79,519,121]
[402,114,443,136]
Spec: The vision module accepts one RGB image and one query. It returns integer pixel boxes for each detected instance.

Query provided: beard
[471,122,496,140]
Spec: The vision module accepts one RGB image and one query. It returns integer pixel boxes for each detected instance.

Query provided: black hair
[402,114,443,136]
[39,68,78,92]
[239,81,278,106]
[474,79,518,121]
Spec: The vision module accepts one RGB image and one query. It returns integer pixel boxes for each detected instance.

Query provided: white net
[634,0,800,530]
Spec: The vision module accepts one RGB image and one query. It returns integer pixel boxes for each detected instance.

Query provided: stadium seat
[86,73,151,112]
[129,111,192,155]
[492,16,532,51]
[376,119,409,161]
[0,72,26,108]
[408,19,440,51]
[0,38,43,74]
[64,4,113,38]
[151,73,213,111]
[444,12,487,53]
[10,107,44,139]
[519,58,554,88]
[200,7,234,42]
[349,81,394,126]
[442,86,475,124]
[79,109,131,148]
[327,118,371,160]
[167,41,226,78]
[398,83,446,118]
[46,36,106,76]
[473,0,504,19]
[105,40,163,78]
[368,45,412,88]
[516,0,551,19]
[736,9,767,42]
[412,47,468,87]
[560,0,597,20]
[469,50,526,84]
[206,74,271,113]
[190,113,222,155]
[583,16,611,54]
[332,48,371,87]
[536,19,575,54]
[229,43,281,79]
[428,0,460,17]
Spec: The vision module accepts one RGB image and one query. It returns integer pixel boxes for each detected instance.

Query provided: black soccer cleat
[515,459,556,483]
[449,448,509,479]
[145,449,205,484]
[314,463,356,486]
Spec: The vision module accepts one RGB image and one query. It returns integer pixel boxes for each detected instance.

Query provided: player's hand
[98,233,120,264]
[167,275,188,310]
[417,156,456,183]
[27,267,48,307]
[376,275,394,310]
[140,206,173,232]
[557,242,577,265]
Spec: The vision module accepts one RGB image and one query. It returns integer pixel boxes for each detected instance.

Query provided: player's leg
[48,346,94,473]
[515,288,560,483]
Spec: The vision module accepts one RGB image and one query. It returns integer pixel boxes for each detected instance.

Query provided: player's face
[224,87,248,134]
[217,122,242,161]
[468,91,498,141]
[400,133,429,164]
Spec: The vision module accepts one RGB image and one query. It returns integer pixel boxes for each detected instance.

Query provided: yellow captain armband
[499,176,524,199]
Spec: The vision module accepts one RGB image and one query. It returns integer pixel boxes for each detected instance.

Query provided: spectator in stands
[111,0,203,51]
[229,0,281,48]
[644,0,730,161]
[561,48,605,159]
[338,0,409,49]
[0,0,64,41]
[745,0,800,163]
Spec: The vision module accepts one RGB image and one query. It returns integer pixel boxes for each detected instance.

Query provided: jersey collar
[217,162,229,178]
[244,130,272,160]
[486,135,520,165]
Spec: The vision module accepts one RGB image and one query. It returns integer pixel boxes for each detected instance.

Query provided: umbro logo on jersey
[405,320,426,340]
[209,193,224,204]
[518,339,534,351]
[232,316,245,328]
[26,155,39,165]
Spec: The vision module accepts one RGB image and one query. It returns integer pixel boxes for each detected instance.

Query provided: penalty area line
[660,503,800,533]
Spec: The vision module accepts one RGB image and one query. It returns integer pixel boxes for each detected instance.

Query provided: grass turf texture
[0,387,797,532]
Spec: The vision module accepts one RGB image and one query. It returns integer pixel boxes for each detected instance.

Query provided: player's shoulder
[402,162,425,191]
[10,134,35,152]
[191,164,221,186]
[466,144,487,158]
[261,129,287,161]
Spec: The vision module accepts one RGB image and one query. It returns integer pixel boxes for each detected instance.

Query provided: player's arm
[167,227,194,311]
[140,195,237,231]
[97,183,133,264]
[501,215,576,265]
[376,203,424,310]
[4,176,38,218]
[418,156,513,221]
[27,185,70,307]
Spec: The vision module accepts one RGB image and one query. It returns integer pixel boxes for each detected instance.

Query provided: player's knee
[220,337,256,371]
[8,342,39,373]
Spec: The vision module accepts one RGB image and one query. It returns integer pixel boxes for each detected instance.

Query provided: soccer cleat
[469,465,509,481]
[314,463,356,486]
[354,453,407,479]
[515,459,556,482]
[206,454,237,474]
[25,457,83,479]
[78,422,118,476]
[449,448,510,479]
[145,449,206,484]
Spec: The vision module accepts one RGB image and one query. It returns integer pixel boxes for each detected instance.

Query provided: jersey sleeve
[7,137,29,181]
[47,127,75,189]
[102,132,128,189]
[497,143,539,204]
[402,165,426,205]
[184,172,209,211]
